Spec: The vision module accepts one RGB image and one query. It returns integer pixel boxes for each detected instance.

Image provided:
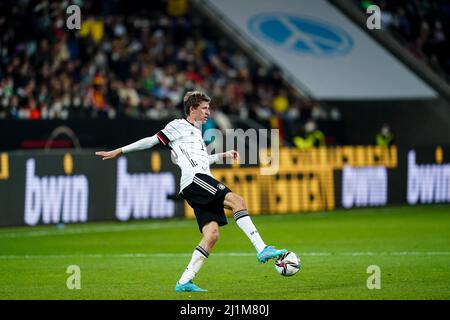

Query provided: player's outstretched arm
[95,135,161,160]
[209,150,239,164]
[95,148,122,160]
[224,150,239,160]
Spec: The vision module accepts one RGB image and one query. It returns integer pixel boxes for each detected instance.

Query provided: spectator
[293,120,326,150]
[0,0,333,145]
[376,123,394,147]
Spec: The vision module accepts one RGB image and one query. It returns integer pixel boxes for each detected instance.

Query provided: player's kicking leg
[223,193,287,263]
[175,221,219,292]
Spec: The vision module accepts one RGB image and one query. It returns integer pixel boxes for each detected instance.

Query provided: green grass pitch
[1,205,450,300]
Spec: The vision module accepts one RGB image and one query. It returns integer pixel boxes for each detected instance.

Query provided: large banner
[186,146,398,218]
[185,146,449,218]
[0,146,448,227]
[203,0,437,100]
[0,150,182,227]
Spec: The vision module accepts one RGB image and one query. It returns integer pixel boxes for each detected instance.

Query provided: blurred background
[1,0,450,302]
[0,0,449,226]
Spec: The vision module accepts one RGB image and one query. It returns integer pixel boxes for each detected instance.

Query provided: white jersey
[156,119,216,191]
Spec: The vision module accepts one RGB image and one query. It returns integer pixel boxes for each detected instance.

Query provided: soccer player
[95,91,287,292]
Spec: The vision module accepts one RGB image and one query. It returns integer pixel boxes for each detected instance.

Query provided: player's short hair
[183,91,211,116]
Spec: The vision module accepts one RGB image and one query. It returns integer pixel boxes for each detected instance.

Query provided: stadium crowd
[0,0,335,147]
[357,0,450,83]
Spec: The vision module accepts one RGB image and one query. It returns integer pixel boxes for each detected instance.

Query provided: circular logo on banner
[248,13,354,57]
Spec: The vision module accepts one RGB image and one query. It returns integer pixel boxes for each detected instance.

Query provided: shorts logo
[217,183,225,190]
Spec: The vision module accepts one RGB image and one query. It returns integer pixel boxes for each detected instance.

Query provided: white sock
[234,210,266,253]
[178,245,209,285]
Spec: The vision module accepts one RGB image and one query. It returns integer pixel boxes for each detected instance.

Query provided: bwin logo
[24,158,89,226]
[248,13,354,57]
[342,166,387,208]
[407,150,450,204]
[115,157,176,220]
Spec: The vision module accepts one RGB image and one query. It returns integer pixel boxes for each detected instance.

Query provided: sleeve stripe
[156,131,170,145]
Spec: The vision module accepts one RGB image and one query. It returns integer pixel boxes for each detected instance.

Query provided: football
[275,251,301,276]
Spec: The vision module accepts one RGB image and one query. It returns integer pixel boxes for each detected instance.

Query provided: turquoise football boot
[175,280,208,292]
[257,246,287,263]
